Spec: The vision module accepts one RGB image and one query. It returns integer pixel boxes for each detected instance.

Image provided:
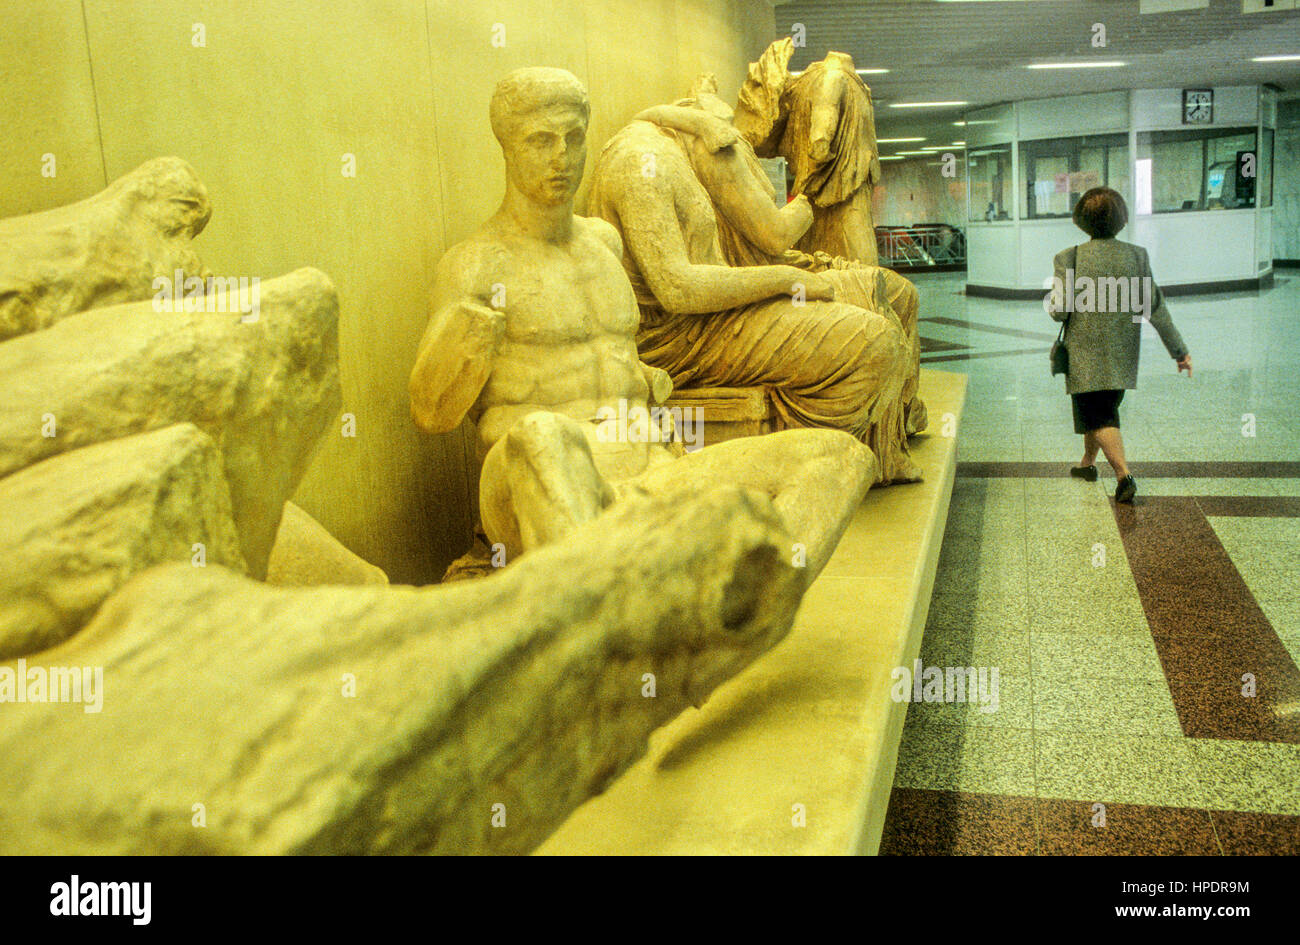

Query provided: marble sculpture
[409,67,877,573]
[587,77,924,481]
[0,137,822,851]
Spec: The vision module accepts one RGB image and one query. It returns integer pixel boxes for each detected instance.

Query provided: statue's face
[503,105,587,206]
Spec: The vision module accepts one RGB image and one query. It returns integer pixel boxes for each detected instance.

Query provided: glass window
[1018,134,1129,220]
[968,145,1011,222]
[1136,127,1259,213]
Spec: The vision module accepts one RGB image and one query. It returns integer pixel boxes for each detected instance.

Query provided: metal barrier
[876,224,967,269]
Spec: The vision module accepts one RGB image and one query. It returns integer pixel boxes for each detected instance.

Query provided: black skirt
[1071,389,1124,434]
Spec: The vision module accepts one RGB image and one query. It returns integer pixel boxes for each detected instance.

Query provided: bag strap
[1060,243,1079,330]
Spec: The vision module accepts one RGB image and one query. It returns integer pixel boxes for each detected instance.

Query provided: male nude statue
[409,68,874,578]
[587,85,922,483]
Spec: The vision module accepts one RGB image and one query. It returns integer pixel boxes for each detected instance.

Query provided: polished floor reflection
[882,269,1300,855]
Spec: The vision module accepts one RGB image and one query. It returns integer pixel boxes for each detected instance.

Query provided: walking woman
[1050,187,1193,503]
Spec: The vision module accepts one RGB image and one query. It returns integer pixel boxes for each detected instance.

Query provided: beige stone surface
[0,0,775,584]
[0,268,340,578]
[663,386,775,443]
[538,369,967,855]
[0,485,804,855]
[0,423,245,660]
[0,158,211,341]
[411,68,876,576]
[267,501,388,587]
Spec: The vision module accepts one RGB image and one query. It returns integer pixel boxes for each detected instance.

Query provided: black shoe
[1070,464,1098,482]
[1115,475,1137,504]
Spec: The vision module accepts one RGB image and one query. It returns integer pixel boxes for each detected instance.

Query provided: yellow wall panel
[0,0,105,216]
[80,0,469,585]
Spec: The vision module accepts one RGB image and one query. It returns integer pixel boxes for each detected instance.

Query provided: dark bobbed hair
[1072,187,1128,239]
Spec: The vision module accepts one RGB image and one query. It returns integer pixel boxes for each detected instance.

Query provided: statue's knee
[899,283,919,319]
[506,410,582,454]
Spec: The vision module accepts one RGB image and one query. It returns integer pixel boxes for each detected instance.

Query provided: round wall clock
[1183,88,1213,124]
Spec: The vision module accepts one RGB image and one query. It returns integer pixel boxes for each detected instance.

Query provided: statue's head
[113,157,213,238]
[490,67,590,206]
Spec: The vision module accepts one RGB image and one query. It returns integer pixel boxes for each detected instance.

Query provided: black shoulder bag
[1050,245,1078,377]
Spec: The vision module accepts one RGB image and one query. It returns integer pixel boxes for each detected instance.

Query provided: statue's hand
[700,117,740,153]
[464,298,507,350]
[799,271,836,302]
[783,192,814,235]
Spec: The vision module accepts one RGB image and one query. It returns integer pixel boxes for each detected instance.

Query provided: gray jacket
[1050,238,1188,395]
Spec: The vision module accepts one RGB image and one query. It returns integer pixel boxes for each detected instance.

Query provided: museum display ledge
[966,271,1275,300]
[537,368,968,856]
[893,263,967,275]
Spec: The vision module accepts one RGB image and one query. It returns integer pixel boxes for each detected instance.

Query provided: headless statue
[735,39,882,266]
[410,67,875,577]
[632,76,927,438]
[587,85,922,481]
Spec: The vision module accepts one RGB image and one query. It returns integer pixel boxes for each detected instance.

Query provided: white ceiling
[774,0,1300,155]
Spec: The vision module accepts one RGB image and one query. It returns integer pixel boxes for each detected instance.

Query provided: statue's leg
[640,296,918,483]
[800,273,922,482]
[814,264,927,443]
[630,428,875,580]
[479,412,616,559]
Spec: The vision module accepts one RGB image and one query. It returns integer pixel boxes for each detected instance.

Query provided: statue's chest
[503,249,638,343]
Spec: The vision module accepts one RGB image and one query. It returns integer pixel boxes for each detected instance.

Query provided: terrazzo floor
[880,269,1300,856]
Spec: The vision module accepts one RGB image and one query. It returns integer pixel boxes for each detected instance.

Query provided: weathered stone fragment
[0,268,340,577]
[0,423,245,659]
[266,501,388,587]
[0,485,803,855]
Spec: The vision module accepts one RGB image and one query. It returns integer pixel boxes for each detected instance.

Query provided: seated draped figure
[409,67,875,576]
[640,74,927,441]
[586,79,923,484]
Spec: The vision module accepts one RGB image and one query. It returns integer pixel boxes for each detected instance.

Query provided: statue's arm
[609,163,824,313]
[690,141,813,256]
[409,250,504,434]
[632,107,810,255]
[633,105,738,152]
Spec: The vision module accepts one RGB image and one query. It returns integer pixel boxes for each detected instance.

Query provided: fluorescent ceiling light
[1253,55,1300,63]
[856,68,889,75]
[894,150,932,155]
[878,155,905,161]
[1025,61,1126,69]
[889,101,968,108]
[877,136,926,143]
